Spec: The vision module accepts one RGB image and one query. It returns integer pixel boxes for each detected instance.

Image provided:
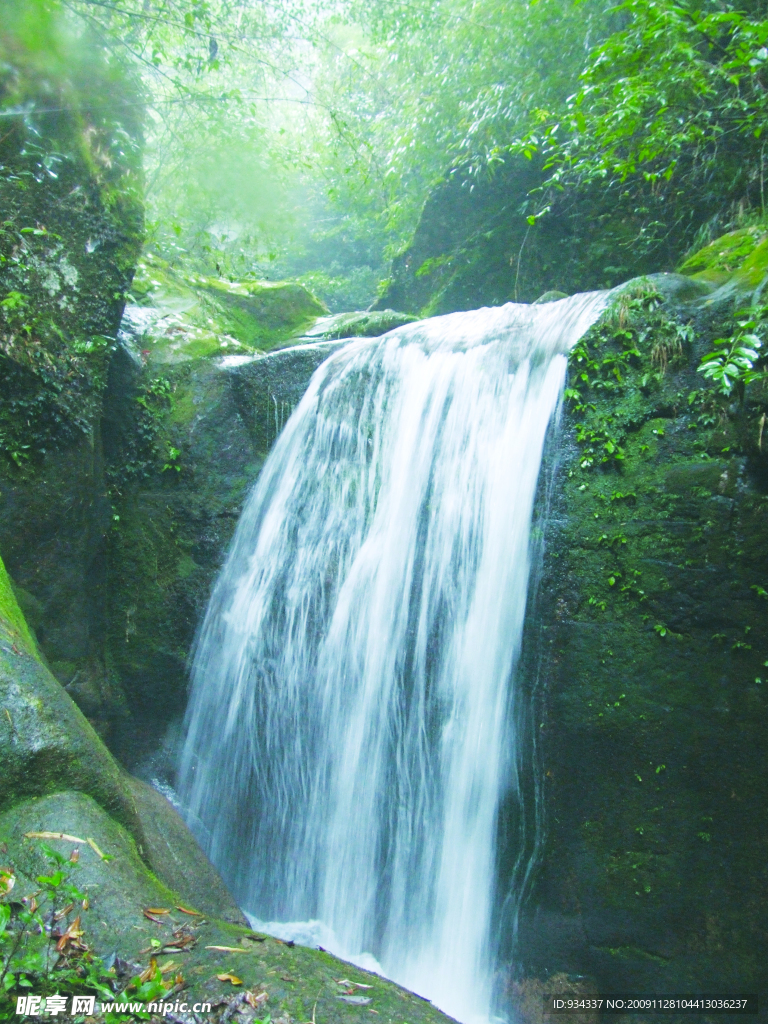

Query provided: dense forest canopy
[2,0,768,308]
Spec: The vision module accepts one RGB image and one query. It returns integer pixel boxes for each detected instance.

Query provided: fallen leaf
[24,831,86,844]
[86,837,108,860]
[246,991,268,1008]
[69,849,80,864]
[217,973,243,986]
[205,945,249,953]
[145,907,170,915]
[143,910,166,924]
[139,958,158,984]
[175,905,202,916]
[55,915,83,952]
[164,934,196,949]
[159,960,177,974]
[337,996,372,1005]
[53,902,75,922]
[82,897,89,910]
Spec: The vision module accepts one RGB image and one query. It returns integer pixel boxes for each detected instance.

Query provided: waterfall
[178,294,607,1024]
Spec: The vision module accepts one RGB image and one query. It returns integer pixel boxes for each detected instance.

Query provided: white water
[178,295,607,1024]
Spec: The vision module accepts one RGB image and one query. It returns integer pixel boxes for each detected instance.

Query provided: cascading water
[178,294,607,1024]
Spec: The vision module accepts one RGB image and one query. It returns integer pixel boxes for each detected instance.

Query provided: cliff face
[0,17,144,742]
[512,272,768,1008]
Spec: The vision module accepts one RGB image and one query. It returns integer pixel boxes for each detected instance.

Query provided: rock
[126,775,246,926]
[0,791,176,961]
[0,29,142,734]
[103,339,348,761]
[302,309,417,339]
[514,293,768,997]
[677,227,768,305]
[615,272,714,305]
[128,253,330,361]
[0,555,141,838]
[0,792,460,1024]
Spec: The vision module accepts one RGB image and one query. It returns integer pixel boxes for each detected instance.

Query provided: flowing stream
[178,294,607,1024]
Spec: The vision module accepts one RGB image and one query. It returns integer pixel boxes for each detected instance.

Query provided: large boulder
[0,6,143,742]
[0,791,460,1024]
[0,553,141,836]
[127,252,329,362]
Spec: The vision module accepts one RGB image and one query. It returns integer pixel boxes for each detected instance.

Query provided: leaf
[338,995,372,1005]
[246,990,269,1008]
[145,907,171,915]
[175,905,202,915]
[24,831,87,844]
[217,973,243,985]
[86,838,110,860]
[206,945,250,953]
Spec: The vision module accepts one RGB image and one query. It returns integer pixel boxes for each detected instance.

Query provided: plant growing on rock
[698,306,767,401]
[0,842,114,1012]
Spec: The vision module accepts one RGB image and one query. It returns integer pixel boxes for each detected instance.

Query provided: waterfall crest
[178,294,607,1023]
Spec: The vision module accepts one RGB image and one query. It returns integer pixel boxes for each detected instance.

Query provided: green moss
[0,552,36,654]
[677,226,768,300]
[528,292,768,992]
[678,227,766,276]
[130,253,329,362]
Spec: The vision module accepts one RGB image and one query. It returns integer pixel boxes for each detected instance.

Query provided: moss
[677,226,768,301]
[0,552,36,654]
[520,290,768,995]
[129,253,329,363]
[0,791,458,1024]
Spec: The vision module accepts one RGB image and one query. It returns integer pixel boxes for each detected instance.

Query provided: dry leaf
[246,991,269,1008]
[24,831,86,844]
[139,958,158,984]
[205,945,249,953]
[145,907,170,915]
[55,915,83,952]
[216,973,243,986]
[53,902,75,923]
[143,910,166,924]
[159,961,177,974]
[175,905,202,916]
[82,897,89,910]
[69,849,80,864]
[86,837,108,860]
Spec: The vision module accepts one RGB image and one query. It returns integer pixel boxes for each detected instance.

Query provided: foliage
[515,0,768,261]
[0,841,179,1020]
[566,283,669,470]
[0,843,114,1011]
[698,306,767,399]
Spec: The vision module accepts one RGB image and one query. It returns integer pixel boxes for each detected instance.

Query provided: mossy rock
[515,294,768,998]
[0,569,141,838]
[0,792,459,1024]
[126,775,245,926]
[677,225,768,303]
[303,309,417,339]
[129,254,329,362]
[0,552,36,653]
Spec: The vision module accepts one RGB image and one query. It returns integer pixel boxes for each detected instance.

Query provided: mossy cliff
[0,7,144,741]
[101,333,349,765]
[511,276,768,1008]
